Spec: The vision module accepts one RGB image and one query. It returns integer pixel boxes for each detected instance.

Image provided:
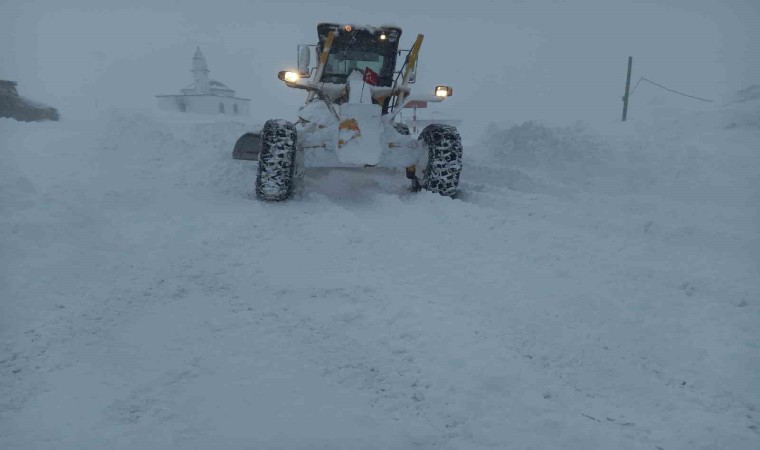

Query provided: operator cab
[317,23,402,87]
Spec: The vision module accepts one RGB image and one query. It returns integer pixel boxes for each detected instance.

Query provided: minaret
[191,47,211,95]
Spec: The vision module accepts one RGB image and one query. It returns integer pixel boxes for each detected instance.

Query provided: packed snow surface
[1,100,759,449]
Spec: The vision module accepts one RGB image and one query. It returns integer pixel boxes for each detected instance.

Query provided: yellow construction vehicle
[233,23,462,201]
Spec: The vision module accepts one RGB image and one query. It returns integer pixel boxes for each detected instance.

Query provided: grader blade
[232,132,262,160]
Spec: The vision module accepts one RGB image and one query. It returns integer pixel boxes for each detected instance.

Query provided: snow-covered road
[1,102,758,449]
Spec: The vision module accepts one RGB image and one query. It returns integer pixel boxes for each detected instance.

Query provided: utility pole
[413,105,417,134]
[622,56,632,121]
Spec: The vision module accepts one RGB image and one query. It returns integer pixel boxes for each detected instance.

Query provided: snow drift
[1,97,758,449]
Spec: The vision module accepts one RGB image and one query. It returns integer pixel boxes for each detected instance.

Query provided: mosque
[156,48,250,116]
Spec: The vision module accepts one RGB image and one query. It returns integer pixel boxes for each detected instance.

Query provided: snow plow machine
[233,23,463,201]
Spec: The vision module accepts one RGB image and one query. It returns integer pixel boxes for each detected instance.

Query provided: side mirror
[297,45,311,76]
[408,67,417,84]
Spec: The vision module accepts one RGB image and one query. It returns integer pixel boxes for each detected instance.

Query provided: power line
[629,76,713,102]
[628,76,644,96]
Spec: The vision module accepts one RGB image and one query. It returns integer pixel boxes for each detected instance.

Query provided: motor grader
[233,23,463,201]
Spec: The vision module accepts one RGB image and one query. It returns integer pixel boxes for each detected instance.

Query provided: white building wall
[235,99,250,116]
[156,95,250,116]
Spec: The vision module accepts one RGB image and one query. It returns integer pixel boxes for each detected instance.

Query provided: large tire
[255,119,298,201]
[393,122,411,136]
[418,124,463,197]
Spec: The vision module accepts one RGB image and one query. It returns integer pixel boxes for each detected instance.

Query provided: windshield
[323,50,384,84]
[316,25,401,88]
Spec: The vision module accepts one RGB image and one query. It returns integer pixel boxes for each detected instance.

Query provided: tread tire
[393,122,411,136]
[255,119,298,201]
[418,124,463,197]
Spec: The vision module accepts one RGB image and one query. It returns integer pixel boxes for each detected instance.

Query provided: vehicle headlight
[435,86,453,98]
[278,71,300,83]
[284,71,299,83]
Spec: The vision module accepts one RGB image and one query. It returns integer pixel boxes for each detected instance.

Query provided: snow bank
[471,96,760,204]
[100,109,257,195]
[2,99,758,449]
[735,85,760,104]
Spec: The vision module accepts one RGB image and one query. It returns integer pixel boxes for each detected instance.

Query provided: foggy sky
[2,0,757,135]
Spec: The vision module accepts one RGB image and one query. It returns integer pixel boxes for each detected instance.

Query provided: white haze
[3,1,760,448]
[1,0,758,137]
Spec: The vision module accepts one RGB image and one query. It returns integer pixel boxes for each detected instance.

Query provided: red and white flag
[363,67,379,86]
